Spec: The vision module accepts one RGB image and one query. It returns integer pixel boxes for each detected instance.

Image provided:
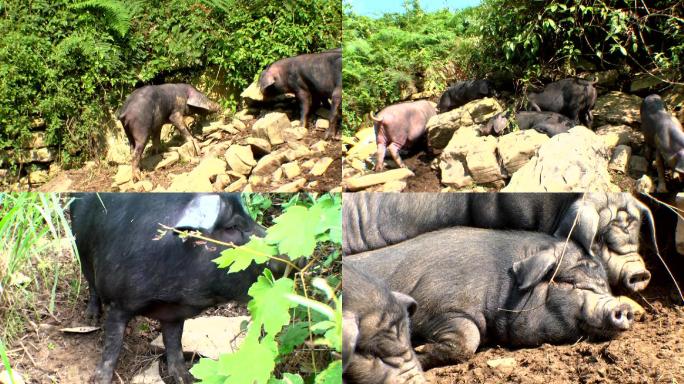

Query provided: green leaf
[213,236,277,273]
[266,206,318,259]
[314,360,342,384]
[248,274,296,334]
[278,322,310,355]
[268,373,305,384]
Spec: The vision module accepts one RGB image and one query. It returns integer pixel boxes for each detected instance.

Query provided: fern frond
[70,0,141,38]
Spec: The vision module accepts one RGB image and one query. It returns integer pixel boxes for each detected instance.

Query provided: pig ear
[392,291,417,317]
[174,195,223,233]
[342,310,359,370]
[260,72,276,90]
[186,89,212,110]
[554,201,599,256]
[513,248,558,290]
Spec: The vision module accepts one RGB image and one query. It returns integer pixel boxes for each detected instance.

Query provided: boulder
[465,137,503,184]
[595,125,644,150]
[608,145,632,173]
[345,168,414,191]
[439,126,504,187]
[240,81,264,101]
[593,92,642,126]
[497,129,550,174]
[427,97,502,149]
[504,127,619,192]
[225,145,256,175]
[246,137,271,156]
[252,112,289,145]
[310,157,334,176]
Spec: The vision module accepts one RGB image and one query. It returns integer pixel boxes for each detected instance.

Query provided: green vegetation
[0,0,341,167]
[343,0,683,134]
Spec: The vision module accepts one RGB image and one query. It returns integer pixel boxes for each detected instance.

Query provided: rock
[246,137,271,156]
[133,180,154,192]
[284,142,312,161]
[281,162,301,179]
[629,155,649,177]
[348,158,366,172]
[167,172,213,192]
[635,175,655,193]
[310,157,334,176]
[225,145,256,175]
[160,124,177,143]
[275,177,307,192]
[593,69,620,87]
[283,125,308,142]
[234,109,255,122]
[202,121,225,135]
[630,72,671,93]
[140,154,163,170]
[345,168,415,191]
[131,361,164,384]
[23,131,47,149]
[310,140,327,155]
[486,357,516,370]
[252,152,285,176]
[213,174,231,190]
[301,159,317,170]
[28,169,49,185]
[38,173,72,192]
[177,141,197,162]
[240,80,264,101]
[151,316,249,359]
[466,137,503,184]
[30,117,46,129]
[10,147,57,163]
[252,112,289,145]
[595,125,644,150]
[439,126,504,186]
[192,157,227,182]
[248,174,270,187]
[113,165,132,185]
[676,194,684,255]
[272,167,283,182]
[315,119,330,130]
[593,92,642,126]
[232,119,247,131]
[155,151,180,170]
[440,157,472,188]
[497,129,550,173]
[346,127,376,161]
[226,177,248,192]
[307,180,320,189]
[609,145,632,173]
[0,370,26,384]
[504,127,619,192]
[427,97,502,149]
[381,180,407,192]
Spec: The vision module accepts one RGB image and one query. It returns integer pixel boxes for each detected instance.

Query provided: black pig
[437,80,496,113]
[640,94,684,192]
[482,110,576,137]
[118,84,221,181]
[343,263,425,384]
[343,193,655,293]
[71,193,265,384]
[527,78,597,127]
[347,228,633,370]
[259,49,342,140]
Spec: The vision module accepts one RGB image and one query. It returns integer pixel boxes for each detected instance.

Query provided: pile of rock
[74,81,338,193]
[0,118,59,189]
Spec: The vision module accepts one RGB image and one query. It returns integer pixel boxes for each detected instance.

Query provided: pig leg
[416,317,480,370]
[327,87,342,140]
[93,308,132,384]
[129,129,148,182]
[296,89,312,130]
[169,111,199,157]
[162,320,193,384]
[655,152,668,192]
[85,288,102,324]
[387,143,406,169]
[375,143,387,172]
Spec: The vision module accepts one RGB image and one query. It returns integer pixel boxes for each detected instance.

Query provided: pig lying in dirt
[640,94,684,192]
[347,228,634,370]
[437,80,496,113]
[527,78,597,127]
[371,100,436,171]
[481,110,576,137]
[343,193,655,293]
[343,263,425,384]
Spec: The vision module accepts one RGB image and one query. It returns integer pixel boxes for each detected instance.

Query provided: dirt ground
[34,117,341,193]
[425,291,684,384]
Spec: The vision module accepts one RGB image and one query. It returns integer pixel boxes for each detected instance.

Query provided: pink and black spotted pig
[370,100,436,171]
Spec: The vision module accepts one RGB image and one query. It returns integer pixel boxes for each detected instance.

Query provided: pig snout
[608,303,634,331]
[623,266,651,293]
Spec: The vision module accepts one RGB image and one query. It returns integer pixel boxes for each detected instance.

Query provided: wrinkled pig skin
[118,83,221,181]
[343,193,653,293]
[482,110,576,137]
[372,100,437,171]
[640,94,684,192]
[347,228,634,370]
[343,263,425,384]
[437,80,496,114]
[259,48,342,139]
[71,193,266,384]
[527,78,597,127]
